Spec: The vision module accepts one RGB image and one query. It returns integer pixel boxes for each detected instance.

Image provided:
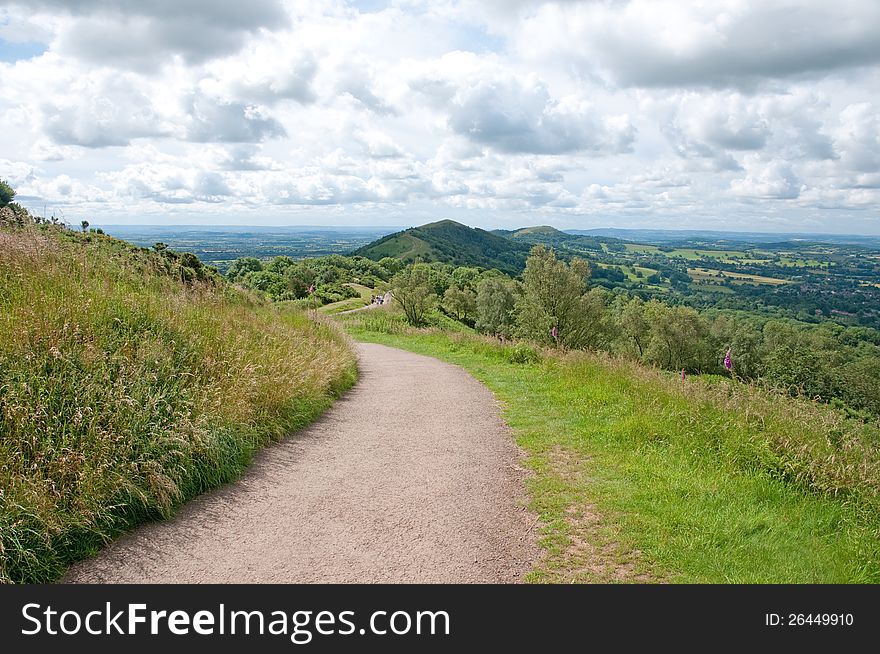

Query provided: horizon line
[92,223,880,239]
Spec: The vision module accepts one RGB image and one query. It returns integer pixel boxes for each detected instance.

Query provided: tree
[392,265,437,326]
[80,220,89,232]
[618,297,651,359]
[442,285,477,322]
[475,277,520,338]
[378,257,403,275]
[451,266,481,291]
[0,179,15,207]
[644,303,714,372]
[266,256,295,274]
[285,261,319,299]
[226,257,263,281]
[243,270,290,300]
[515,245,605,349]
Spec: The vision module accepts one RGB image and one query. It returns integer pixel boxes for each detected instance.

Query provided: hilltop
[353,220,630,273]
[353,219,532,275]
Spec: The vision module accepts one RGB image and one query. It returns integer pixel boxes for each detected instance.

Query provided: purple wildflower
[551,326,558,341]
[724,348,732,371]
[681,369,686,381]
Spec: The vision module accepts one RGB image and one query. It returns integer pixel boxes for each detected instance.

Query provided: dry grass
[0,227,357,583]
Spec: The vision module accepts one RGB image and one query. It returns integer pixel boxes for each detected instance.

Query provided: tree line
[390,246,880,419]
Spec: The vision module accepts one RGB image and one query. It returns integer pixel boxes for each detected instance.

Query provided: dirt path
[63,343,539,583]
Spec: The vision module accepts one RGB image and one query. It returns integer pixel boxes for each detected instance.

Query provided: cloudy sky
[1,0,879,233]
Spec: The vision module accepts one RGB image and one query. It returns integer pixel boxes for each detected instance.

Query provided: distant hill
[353,219,532,275]
[569,227,880,247]
[499,225,614,253]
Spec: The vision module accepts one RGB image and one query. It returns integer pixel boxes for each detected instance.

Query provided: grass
[688,267,791,286]
[597,263,658,282]
[0,227,357,583]
[340,310,880,583]
[318,283,376,314]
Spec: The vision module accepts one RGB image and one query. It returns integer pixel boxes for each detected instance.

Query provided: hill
[0,225,356,583]
[353,219,532,275]
[501,225,613,253]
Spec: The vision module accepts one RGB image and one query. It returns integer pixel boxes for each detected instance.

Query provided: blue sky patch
[0,37,47,63]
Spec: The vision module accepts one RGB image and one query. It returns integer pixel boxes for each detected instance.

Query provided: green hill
[353,219,532,275]
[0,224,356,583]
[503,225,617,253]
[353,220,630,273]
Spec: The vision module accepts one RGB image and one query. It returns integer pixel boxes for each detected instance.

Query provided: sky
[1,0,879,233]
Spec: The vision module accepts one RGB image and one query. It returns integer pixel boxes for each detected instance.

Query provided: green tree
[227,257,263,281]
[243,270,290,300]
[451,266,481,291]
[644,303,714,372]
[266,256,295,274]
[285,261,320,298]
[0,179,15,207]
[378,257,403,275]
[475,277,520,338]
[80,220,89,233]
[392,265,437,326]
[618,297,651,359]
[442,285,477,322]
[515,245,605,349]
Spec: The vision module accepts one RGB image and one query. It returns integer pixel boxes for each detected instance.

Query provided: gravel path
[63,342,539,583]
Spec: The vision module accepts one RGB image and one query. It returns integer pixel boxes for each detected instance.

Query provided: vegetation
[0,222,357,583]
[340,316,880,583]
[225,252,396,308]
[391,265,438,326]
[0,179,15,206]
[353,219,531,275]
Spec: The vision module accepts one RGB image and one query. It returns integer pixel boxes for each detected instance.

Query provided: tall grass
[0,228,357,583]
[343,311,880,582]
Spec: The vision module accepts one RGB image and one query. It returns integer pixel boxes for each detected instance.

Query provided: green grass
[340,313,880,583]
[0,227,358,583]
[318,283,376,314]
[688,267,791,286]
[597,263,658,282]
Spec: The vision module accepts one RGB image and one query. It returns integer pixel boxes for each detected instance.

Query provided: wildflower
[551,326,558,341]
[681,368,686,381]
[724,348,732,371]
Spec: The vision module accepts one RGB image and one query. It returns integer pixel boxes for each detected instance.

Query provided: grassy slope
[318,283,376,314]
[354,220,531,275]
[341,311,880,583]
[0,228,357,583]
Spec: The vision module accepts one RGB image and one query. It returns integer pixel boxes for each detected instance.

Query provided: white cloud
[730,158,802,200]
[0,0,878,232]
[508,0,880,89]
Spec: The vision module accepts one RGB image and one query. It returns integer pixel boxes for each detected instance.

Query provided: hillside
[353,220,628,273]
[501,225,612,253]
[0,225,357,583]
[353,219,531,275]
